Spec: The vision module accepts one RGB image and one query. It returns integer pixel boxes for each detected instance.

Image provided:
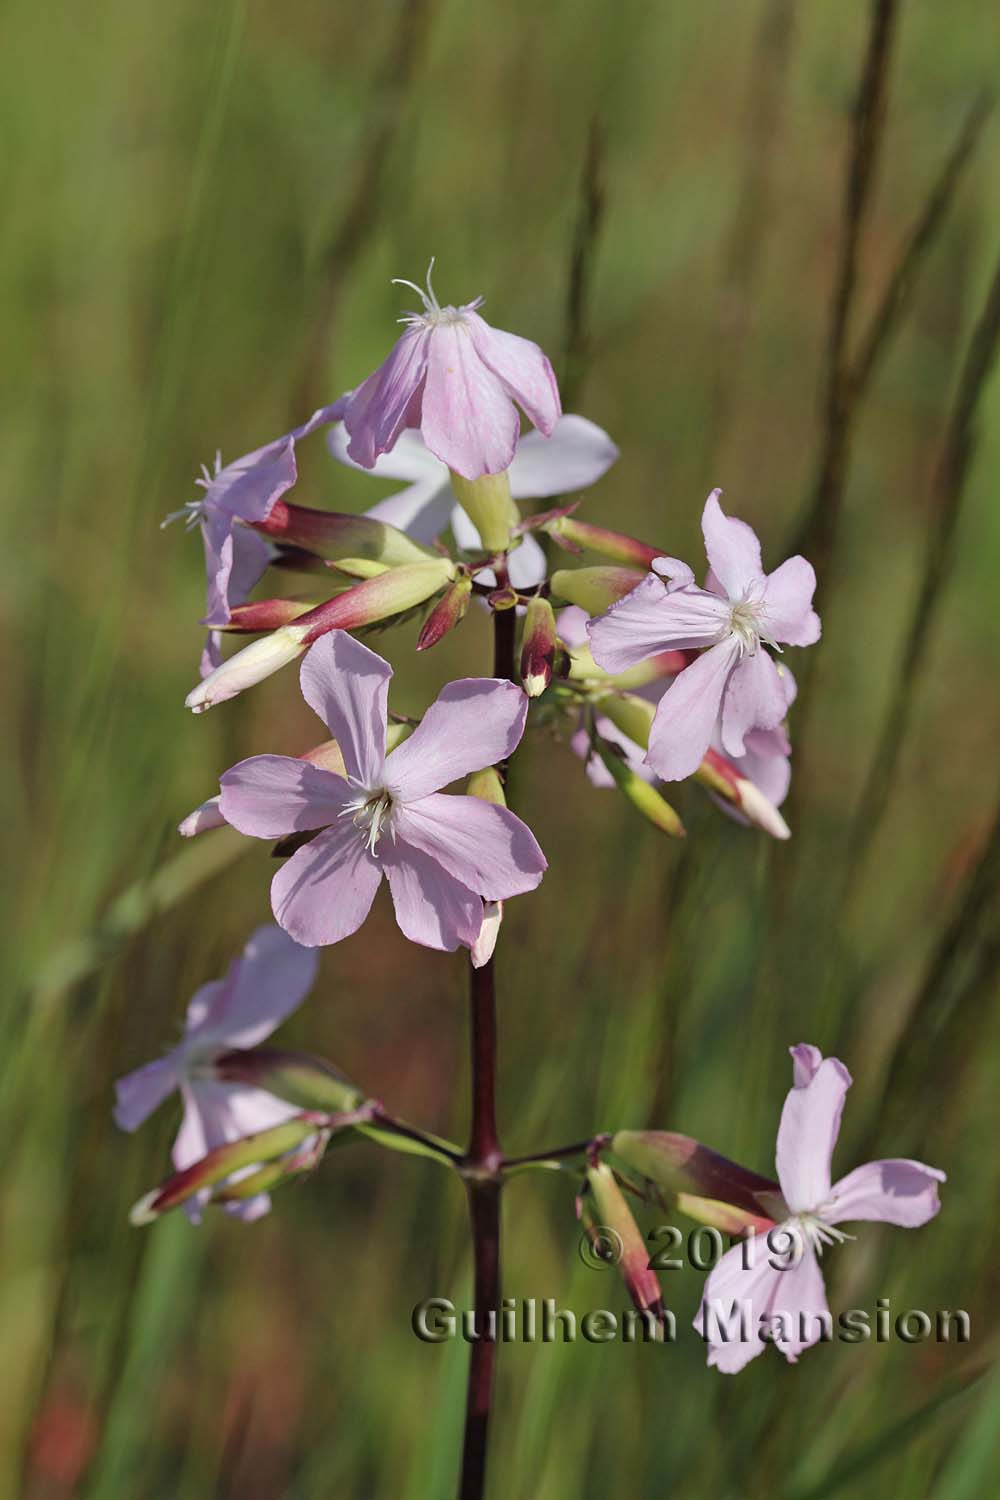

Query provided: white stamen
[392,259,484,329]
[790,1211,856,1258]
[340,787,396,854]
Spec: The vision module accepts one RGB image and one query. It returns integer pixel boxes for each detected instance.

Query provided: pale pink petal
[720,649,789,759]
[382,841,484,950]
[384,679,527,801]
[328,422,445,484]
[762,557,821,646]
[775,1055,852,1213]
[651,556,697,590]
[420,322,520,478]
[197,924,319,1049]
[393,795,546,900]
[206,435,298,525]
[506,532,548,590]
[588,576,729,673]
[220,755,352,838]
[764,1246,831,1364]
[113,1055,179,1132]
[826,1160,945,1227]
[366,480,456,545]
[736,727,792,808]
[696,1243,786,1374]
[790,1043,823,1087]
[701,490,764,598]
[646,639,740,781]
[201,508,237,628]
[270,822,383,947]
[506,415,617,499]
[556,606,590,649]
[299,632,392,785]
[343,327,430,469]
[464,311,561,437]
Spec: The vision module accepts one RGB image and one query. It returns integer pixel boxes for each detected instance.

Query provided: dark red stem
[457,582,516,1500]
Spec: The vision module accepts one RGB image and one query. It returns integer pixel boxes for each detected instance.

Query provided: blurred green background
[4,0,1000,1495]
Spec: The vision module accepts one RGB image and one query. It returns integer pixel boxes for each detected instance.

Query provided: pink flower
[587,491,820,781]
[167,405,343,675]
[337,265,561,481]
[329,414,617,588]
[695,1045,945,1372]
[218,631,546,950]
[113,926,318,1222]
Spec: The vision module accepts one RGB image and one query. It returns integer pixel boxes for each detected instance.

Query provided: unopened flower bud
[519,596,557,697]
[224,597,319,632]
[449,469,520,553]
[178,796,226,838]
[129,1116,322,1225]
[583,1162,666,1327]
[253,500,433,567]
[185,561,454,710]
[546,516,661,569]
[612,1130,781,1231]
[466,767,507,806]
[296,559,455,646]
[417,574,473,651]
[551,566,645,614]
[213,1047,365,1113]
[185,624,309,713]
[695,748,790,840]
[595,739,685,838]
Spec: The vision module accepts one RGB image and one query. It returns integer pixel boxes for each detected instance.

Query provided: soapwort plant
[122,269,944,1499]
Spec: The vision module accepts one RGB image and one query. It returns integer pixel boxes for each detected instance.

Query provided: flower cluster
[118,267,944,1385]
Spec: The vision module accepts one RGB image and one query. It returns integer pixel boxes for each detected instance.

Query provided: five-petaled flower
[218,631,547,950]
[587,490,820,781]
[329,415,618,589]
[695,1044,945,1372]
[336,264,561,481]
[113,925,318,1222]
[166,405,342,675]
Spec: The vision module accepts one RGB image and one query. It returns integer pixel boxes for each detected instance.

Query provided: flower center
[729,599,762,655]
[787,1209,855,1258]
[341,788,396,854]
[393,257,484,331]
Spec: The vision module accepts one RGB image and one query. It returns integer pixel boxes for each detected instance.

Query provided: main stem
[457,587,516,1500]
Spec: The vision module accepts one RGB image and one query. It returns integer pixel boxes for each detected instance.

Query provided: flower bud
[185,624,309,713]
[595,739,685,838]
[582,1162,666,1326]
[696,749,790,840]
[546,516,661,569]
[519,596,557,697]
[129,1116,322,1224]
[253,500,433,567]
[466,767,507,806]
[551,566,645,614]
[223,597,320,632]
[213,1047,365,1113]
[612,1130,781,1230]
[416,574,473,651]
[178,796,226,838]
[449,469,520,553]
[297,559,455,646]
